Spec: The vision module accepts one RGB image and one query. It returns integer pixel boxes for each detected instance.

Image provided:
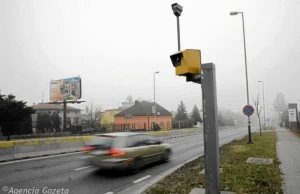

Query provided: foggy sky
[1,0,300,113]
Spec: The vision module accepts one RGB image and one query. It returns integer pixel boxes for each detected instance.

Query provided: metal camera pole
[171,3,220,193]
[201,63,221,194]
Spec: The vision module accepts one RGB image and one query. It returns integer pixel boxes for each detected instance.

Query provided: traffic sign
[243,105,254,116]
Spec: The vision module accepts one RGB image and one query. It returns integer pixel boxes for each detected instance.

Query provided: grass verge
[145,132,282,194]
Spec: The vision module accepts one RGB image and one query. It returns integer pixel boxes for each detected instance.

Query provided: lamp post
[258,81,266,130]
[230,11,252,143]
[154,71,159,129]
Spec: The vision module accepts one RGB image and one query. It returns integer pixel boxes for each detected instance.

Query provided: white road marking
[104,192,114,194]
[74,165,92,171]
[133,175,151,184]
[0,152,81,166]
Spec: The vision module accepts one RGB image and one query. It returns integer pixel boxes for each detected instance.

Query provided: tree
[175,101,189,129]
[190,105,202,125]
[220,108,238,126]
[175,101,188,121]
[0,94,34,140]
[126,95,133,102]
[274,92,288,127]
[253,94,262,135]
[51,112,61,132]
[16,115,33,135]
[36,112,51,133]
[218,110,225,126]
[84,103,102,128]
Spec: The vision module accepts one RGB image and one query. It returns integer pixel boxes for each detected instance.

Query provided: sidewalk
[276,127,300,194]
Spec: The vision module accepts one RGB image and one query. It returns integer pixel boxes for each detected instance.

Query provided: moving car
[81,132,172,172]
[81,127,95,133]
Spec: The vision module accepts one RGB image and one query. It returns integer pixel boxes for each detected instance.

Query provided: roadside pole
[170,3,220,193]
[63,100,67,132]
[201,63,221,193]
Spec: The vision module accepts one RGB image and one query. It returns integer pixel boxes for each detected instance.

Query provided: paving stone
[189,188,236,194]
[276,127,300,192]
[246,157,273,164]
[285,187,300,194]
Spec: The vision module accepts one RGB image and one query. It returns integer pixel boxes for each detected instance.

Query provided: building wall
[114,116,172,130]
[101,110,122,125]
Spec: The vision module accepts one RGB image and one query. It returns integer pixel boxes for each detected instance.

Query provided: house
[114,100,172,131]
[101,101,135,126]
[31,103,82,133]
[101,108,123,126]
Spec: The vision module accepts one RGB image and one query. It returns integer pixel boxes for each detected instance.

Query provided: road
[0,127,257,194]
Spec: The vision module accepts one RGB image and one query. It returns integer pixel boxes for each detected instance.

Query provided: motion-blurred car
[81,128,95,133]
[81,132,172,172]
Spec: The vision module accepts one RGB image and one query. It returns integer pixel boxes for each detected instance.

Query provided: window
[74,118,79,123]
[167,121,170,129]
[126,135,147,147]
[89,135,115,150]
[67,117,71,123]
[160,121,164,128]
[144,135,159,145]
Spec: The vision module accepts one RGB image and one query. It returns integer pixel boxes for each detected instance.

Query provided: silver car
[81,132,172,172]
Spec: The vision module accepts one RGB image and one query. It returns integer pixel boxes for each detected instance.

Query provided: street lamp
[154,71,159,129]
[230,11,252,144]
[171,3,183,51]
[258,81,266,130]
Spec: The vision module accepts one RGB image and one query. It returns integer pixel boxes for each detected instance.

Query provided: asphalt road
[0,127,257,194]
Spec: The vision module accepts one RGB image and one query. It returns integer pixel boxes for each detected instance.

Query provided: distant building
[114,101,172,130]
[31,103,82,133]
[101,108,123,126]
[100,101,135,126]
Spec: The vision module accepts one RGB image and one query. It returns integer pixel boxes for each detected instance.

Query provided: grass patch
[145,132,282,194]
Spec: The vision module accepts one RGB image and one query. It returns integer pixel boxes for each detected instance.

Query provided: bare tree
[253,94,262,136]
[126,95,133,102]
[84,103,102,128]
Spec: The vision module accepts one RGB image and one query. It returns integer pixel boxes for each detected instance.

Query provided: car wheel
[162,150,171,162]
[131,158,143,174]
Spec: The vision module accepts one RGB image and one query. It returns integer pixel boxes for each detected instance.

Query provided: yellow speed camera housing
[170,49,201,76]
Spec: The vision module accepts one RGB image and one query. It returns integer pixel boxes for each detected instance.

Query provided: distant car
[81,132,172,172]
[81,128,95,133]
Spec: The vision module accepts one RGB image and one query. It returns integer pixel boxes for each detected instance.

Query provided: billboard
[288,108,297,122]
[50,77,81,102]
